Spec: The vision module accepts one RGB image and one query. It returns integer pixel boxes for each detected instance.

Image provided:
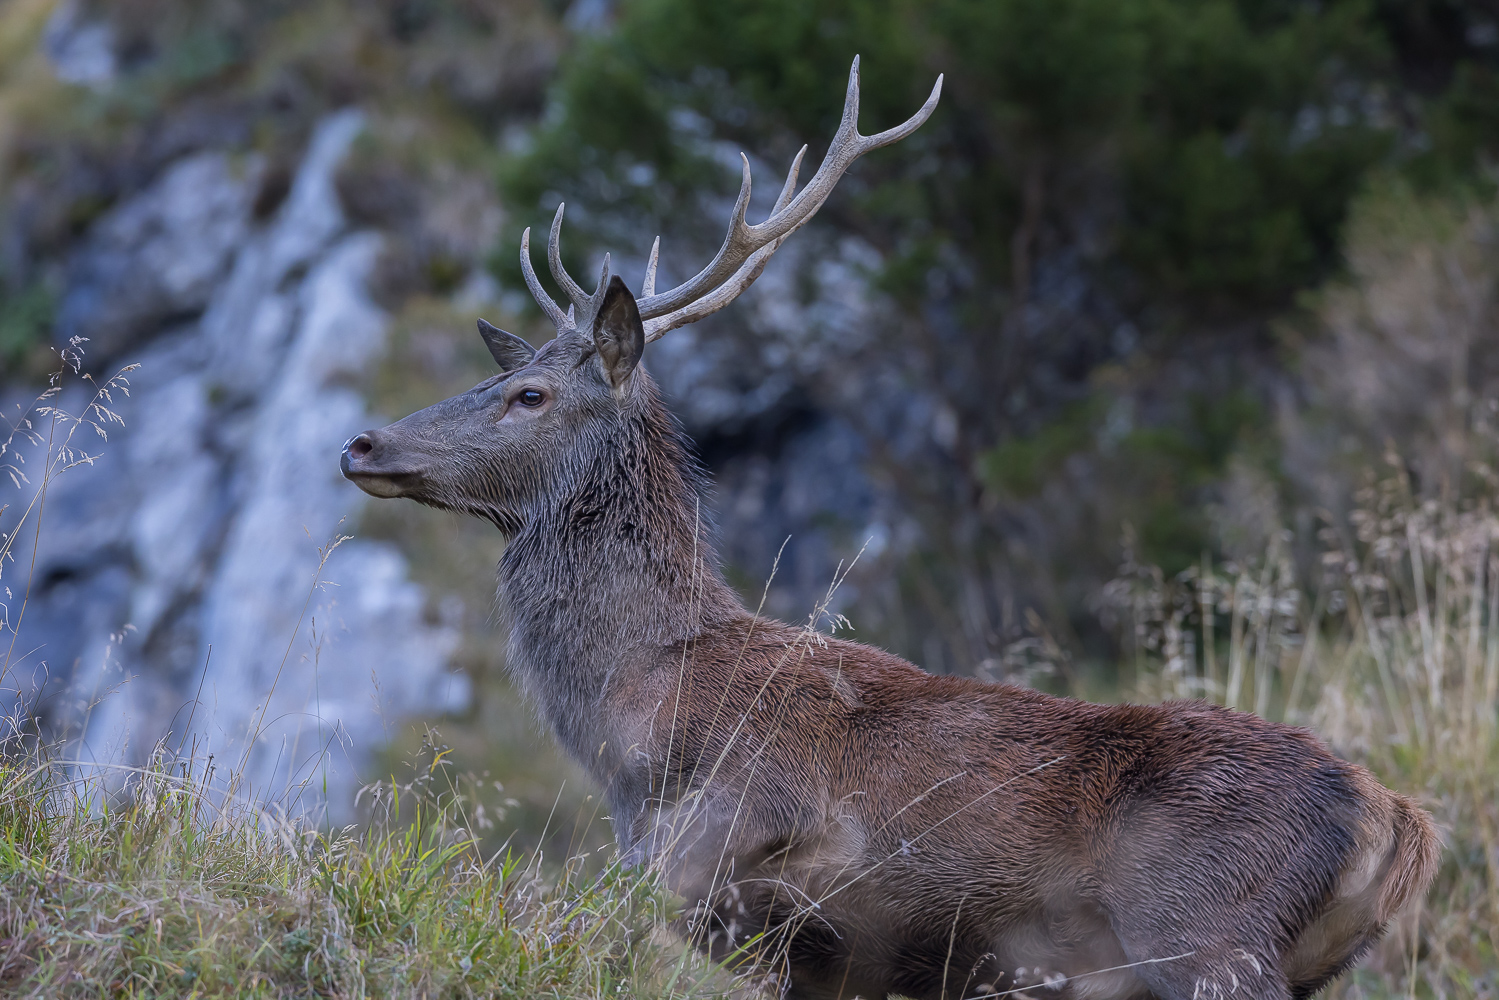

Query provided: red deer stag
[342,58,1439,1000]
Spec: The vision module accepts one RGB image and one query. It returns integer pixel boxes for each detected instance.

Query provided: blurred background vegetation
[2,0,1499,992]
[7,0,1499,665]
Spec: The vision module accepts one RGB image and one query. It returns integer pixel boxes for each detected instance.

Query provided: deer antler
[520,56,943,340]
[519,209,612,332]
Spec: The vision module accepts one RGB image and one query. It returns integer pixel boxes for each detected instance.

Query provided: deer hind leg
[1125,947,1290,1000]
[1100,897,1288,1000]
[1280,789,1427,998]
[1097,869,1294,1000]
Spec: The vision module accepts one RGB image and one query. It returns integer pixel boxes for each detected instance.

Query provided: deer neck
[495,405,741,764]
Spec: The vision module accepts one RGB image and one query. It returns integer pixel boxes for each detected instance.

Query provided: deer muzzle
[341,430,427,498]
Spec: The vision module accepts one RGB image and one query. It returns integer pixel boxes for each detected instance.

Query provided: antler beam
[642,145,804,342]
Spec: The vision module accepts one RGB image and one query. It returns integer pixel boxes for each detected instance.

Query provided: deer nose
[341,432,376,477]
[346,433,374,458]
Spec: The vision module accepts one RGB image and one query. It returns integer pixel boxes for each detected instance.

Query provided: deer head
[340,57,942,532]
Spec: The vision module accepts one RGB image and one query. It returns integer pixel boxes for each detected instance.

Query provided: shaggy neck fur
[496,376,742,768]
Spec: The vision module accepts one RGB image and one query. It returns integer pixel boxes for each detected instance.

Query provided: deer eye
[517,389,545,407]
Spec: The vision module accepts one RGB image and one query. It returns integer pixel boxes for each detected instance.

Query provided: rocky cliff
[2,110,467,821]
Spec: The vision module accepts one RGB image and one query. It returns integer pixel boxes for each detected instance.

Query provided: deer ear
[593,275,644,388]
[477,319,536,372]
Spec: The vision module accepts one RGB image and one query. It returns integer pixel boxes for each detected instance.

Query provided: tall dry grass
[1093,182,1499,995]
[1100,460,1499,995]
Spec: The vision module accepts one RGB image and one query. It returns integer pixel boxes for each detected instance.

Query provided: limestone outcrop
[1,111,466,821]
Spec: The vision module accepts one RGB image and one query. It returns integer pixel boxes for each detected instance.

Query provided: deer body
[342,60,1438,1000]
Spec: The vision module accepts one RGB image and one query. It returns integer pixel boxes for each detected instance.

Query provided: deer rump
[340,57,1439,1000]
[619,619,1436,1000]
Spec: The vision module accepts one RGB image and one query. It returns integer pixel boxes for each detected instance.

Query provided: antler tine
[520,227,571,330]
[642,237,661,297]
[522,205,613,332]
[636,56,942,323]
[851,58,944,151]
[547,203,593,311]
[591,252,612,317]
[565,252,612,330]
[775,145,808,211]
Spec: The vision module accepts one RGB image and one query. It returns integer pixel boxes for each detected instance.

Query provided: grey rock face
[57,152,263,362]
[43,0,116,89]
[1,111,466,822]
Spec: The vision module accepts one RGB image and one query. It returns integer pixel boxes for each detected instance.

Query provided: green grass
[0,739,726,999]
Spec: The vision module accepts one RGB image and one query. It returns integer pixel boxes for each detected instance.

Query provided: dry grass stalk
[1100,465,1499,995]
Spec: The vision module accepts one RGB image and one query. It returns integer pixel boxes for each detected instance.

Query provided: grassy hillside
[0,737,728,998]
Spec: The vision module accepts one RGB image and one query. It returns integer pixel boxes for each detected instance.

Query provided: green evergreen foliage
[498,0,1499,615]
[0,277,53,371]
[499,0,1452,306]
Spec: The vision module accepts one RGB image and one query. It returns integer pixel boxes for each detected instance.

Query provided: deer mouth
[341,432,428,498]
